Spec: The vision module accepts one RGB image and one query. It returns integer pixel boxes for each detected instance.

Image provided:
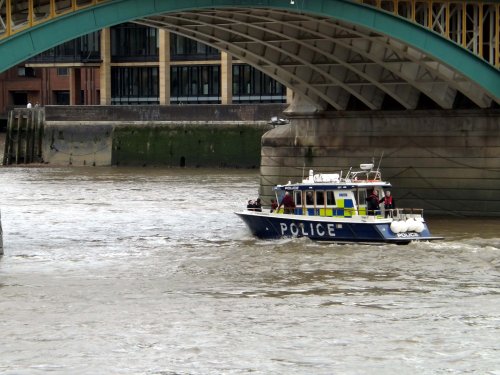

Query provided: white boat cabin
[274,165,390,218]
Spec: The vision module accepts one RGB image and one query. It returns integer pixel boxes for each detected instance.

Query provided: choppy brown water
[0,167,499,374]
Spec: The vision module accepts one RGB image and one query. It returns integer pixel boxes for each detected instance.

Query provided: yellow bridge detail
[356,0,500,68]
[0,0,109,39]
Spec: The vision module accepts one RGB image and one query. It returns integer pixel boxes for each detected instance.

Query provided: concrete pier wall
[42,122,114,166]
[112,122,268,168]
[41,121,272,168]
[39,104,282,168]
[260,110,500,217]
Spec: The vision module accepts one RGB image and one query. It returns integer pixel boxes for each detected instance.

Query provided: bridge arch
[0,0,498,110]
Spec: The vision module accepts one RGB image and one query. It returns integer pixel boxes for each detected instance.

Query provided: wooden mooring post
[3,108,44,165]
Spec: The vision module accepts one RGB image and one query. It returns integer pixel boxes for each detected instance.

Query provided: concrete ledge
[44,104,287,122]
[46,121,270,127]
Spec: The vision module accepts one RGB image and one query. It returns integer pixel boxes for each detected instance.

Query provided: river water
[0,167,499,374]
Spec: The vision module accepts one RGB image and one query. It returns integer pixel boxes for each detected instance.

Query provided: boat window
[316,191,324,206]
[326,191,335,206]
[294,191,302,206]
[305,191,314,206]
[358,189,367,206]
[276,191,284,204]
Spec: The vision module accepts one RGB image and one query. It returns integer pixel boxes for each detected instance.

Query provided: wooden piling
[3,108,44,165]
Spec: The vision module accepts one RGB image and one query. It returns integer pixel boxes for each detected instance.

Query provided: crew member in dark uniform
[366,189,380,216]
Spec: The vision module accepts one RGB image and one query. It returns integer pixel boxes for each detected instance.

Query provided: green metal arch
[0,0,499,100]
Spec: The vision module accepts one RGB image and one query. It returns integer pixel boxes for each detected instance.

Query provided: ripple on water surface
[0,167,499,374]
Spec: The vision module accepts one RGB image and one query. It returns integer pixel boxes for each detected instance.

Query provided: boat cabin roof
[274,181,391,192]
[273,166,392,192]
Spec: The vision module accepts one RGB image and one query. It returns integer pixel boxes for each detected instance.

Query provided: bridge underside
[138,8,497,111]
[0,0,499,110]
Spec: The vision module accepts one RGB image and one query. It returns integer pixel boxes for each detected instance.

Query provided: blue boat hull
[236,212,442,244]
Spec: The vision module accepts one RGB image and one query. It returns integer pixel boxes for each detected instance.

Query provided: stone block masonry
[260,109,500,217]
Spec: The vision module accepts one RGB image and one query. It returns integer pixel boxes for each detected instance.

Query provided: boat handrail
[252,205,425,220]
[346,169,382,182]
[388,208,424,220]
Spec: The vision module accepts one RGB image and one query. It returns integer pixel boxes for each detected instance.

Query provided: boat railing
[249,205,425,221]
[346,169,382,182]
[388,208,424,220]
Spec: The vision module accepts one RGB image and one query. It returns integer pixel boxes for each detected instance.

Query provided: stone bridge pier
[260,104,500,217]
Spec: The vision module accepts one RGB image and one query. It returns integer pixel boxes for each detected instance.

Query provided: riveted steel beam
[141,13,353,110]
[167,10,387,109]
[138,15,334,110]
[214,9,420,108]
[190,9,414,108]
[272,9,491,107]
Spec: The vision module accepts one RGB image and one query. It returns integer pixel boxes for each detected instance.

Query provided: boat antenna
[302,162,306,180]
[376,151,384,178]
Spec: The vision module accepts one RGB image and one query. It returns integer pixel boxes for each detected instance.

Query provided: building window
[111,67,159,105]
[57,67,69,76]
[232,64,286,103]
[11,92,28,106]
[111,23,158,62]
[17,67,35,77]
[171,65,221,104]
[54,91,70,105]
[28,31,100,63]
[171,35,220,61]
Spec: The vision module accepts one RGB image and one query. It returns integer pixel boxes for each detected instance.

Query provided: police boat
[236,163,443,244]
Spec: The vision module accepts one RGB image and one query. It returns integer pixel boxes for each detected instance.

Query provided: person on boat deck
[366,189,380,216]
[380,190,396,217]
[247,199,262,212]
[254,198,262,212]
[270,199,278,213]
[278,192,296,214]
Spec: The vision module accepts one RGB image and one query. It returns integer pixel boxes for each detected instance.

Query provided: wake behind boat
[236,163,443,244]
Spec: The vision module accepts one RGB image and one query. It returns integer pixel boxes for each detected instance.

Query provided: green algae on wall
[111,122,272,168]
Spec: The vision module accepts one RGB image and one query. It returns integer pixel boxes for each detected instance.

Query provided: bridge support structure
[260,108,500,216]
